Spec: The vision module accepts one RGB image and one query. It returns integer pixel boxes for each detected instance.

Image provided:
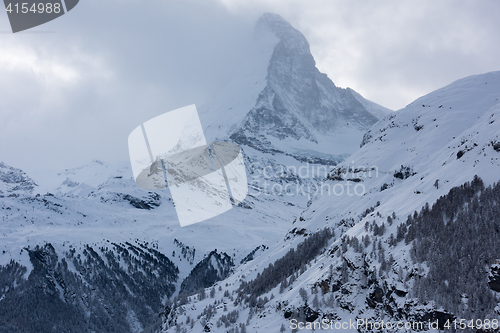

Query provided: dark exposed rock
[394,288,408,297]
[304,306,319,322]
[240,245,268,264]
[492,141,500,152]
[419,311,455,330]
[119,192,161,209]
[394,165,416,180]
[366,286,384,308]
[282,306,318,323]
[489,264,500,292]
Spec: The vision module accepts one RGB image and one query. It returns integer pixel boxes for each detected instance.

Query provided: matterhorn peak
[255,13,311,56]
[200,13,392,164]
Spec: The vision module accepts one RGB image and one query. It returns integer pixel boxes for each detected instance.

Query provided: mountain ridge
[158,70,500,333]
[200,13,391,164]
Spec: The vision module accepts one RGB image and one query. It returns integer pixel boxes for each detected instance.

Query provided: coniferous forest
[407,176,500,319]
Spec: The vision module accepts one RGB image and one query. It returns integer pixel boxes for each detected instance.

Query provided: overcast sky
[0,0,499,173]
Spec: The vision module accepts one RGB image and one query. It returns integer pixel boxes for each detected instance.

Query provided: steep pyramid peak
[201,13,391,164]
[255,13,309,54]
[256,13,296,36]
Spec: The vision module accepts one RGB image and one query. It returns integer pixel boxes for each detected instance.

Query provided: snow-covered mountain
[0,162,37,196]
[199,13,391,164]
[1,11,499,333]
[159,71,500,333]
[0,155,309,332]
[0,13,393,332]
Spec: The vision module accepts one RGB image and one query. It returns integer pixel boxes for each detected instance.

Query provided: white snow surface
[157,71,500,333]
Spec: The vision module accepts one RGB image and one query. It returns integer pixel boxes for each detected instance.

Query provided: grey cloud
[0,0,498,172]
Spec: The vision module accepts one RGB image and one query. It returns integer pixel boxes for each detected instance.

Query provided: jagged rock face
[231,13,384,157]
[0,162,37,195]
[263,13,378,131]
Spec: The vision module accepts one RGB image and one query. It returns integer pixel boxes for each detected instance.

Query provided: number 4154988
[6,3,61,14]
[444,319,499,330]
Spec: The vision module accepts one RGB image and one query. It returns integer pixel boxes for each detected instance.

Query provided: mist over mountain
[200,13,391,164]
[1,13,499,333]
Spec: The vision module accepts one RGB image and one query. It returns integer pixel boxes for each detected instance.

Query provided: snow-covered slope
[0,153,312,331]
[304,71,500,233]
[160,71,500,333]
